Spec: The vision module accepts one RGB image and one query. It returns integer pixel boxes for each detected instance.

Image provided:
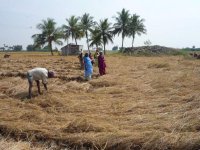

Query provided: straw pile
[0,52,200,149]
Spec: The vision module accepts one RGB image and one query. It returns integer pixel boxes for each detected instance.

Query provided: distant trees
[13,45,22,51]
[0,45,21,51]
[0,47,5,51]
[32,9,147,55]
[112,46,118,51]
[26,44,34,51]
[32,18,63,55]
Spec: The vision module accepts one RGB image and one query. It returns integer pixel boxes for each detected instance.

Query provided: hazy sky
[0,0,200,50]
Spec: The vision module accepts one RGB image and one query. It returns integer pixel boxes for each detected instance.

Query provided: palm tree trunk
[122,33,125,52]
[75,38,77,45]
[103,42,106,55]
[131,34,135,49]
[86,31,90,53]
[122,36,124,50]
[67,38,69,45]
[49,41,53,56]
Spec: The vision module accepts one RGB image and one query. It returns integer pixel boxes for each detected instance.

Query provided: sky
[0,0,200,50]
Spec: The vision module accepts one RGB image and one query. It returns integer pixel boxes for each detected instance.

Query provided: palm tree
[32,18,63,55]
[62,27,70,45]
[89,27,102,49]
[128,14,147,48]
[113,8,130,50]
[63,16,83,45]
[80,13,95,52]
[96,19,113,55]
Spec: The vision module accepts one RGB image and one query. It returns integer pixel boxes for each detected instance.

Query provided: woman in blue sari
[83,53,93,80]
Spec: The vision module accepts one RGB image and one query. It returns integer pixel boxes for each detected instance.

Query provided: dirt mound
[124,45,180,55]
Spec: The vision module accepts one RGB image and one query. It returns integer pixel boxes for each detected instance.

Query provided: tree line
[32,8,147,55]
[0,44,23,51]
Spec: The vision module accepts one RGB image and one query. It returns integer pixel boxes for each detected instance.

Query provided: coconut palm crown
[96,19,113,55]
[80,13,95,52]
[32,18,63,55]
[113,8,130,50]
[128,14,147,48]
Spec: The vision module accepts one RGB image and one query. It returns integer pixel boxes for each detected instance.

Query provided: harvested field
[0,52,200,149]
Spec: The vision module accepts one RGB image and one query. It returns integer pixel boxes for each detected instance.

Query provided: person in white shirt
[27,68,55,99]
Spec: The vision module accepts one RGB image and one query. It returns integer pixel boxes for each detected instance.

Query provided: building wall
[61,45,82,56]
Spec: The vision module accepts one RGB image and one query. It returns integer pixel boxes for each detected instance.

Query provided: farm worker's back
[28,68,48,84]
[27,67,55,99]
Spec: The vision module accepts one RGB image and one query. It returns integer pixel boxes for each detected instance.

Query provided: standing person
[98,52,106,75]
[89,52,94,65]
[27,67,55,99]
[94,49,99,66]
[83,53,93,80]
[78,50,83,69]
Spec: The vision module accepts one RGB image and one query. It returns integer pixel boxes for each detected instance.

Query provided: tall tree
[113,8,130,50]
[89,27,102,49]
[32,18,63,55]
[63,16,83,45]
[128,14,147,48]
[80,13,95,52]
[96,19,113,55]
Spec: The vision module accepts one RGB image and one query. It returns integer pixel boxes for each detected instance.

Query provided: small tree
[112,46,118,51]
[13,45,23,51]
[27,45,34,51]
[192,45,195,51]
[144,40,152,46]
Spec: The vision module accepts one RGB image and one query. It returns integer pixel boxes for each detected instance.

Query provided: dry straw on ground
[0,52,200,149]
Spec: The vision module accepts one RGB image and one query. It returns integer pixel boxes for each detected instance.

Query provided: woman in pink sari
[98,52,106,75]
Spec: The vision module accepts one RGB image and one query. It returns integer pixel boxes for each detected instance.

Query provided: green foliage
[113,8,130,49]
[96,19,113,54]
[89,27,102,49]
[169,50,187,56]
[128,14,146,48]
[112,46,118,51]
[32,18,63,55]
[80,13,95,51]
[182,47,200,51]
[26,44,34,51]
[13,45,23,51]
[63,16,84,45]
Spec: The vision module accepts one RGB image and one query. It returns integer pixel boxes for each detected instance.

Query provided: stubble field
[0,52,200,150]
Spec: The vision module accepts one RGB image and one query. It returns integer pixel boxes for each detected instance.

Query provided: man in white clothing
[27,68,55,99]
